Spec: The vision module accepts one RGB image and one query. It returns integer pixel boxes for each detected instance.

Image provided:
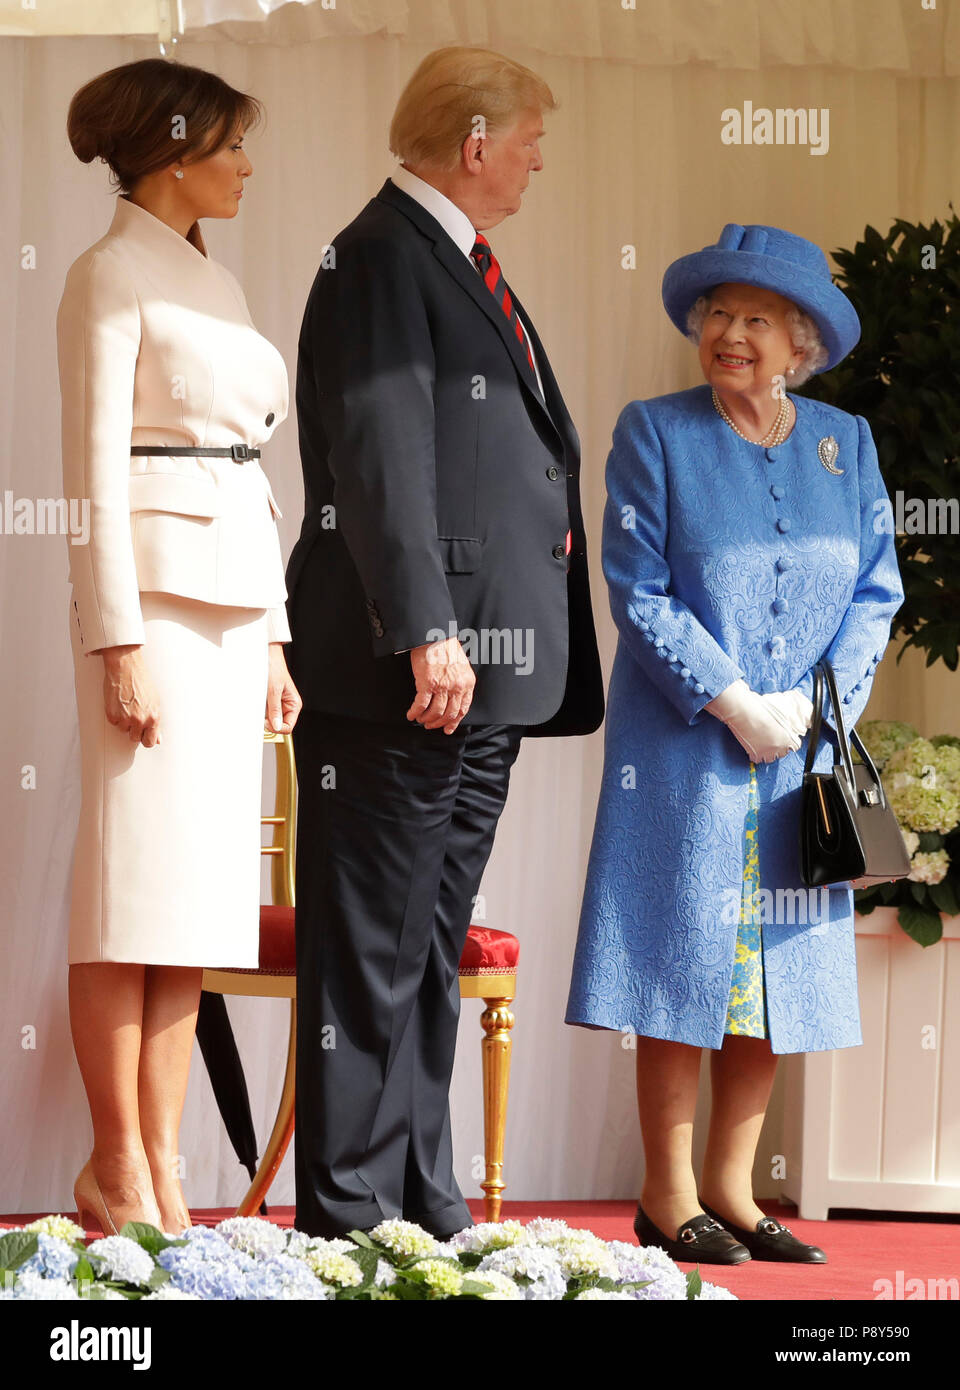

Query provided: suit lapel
[375,181,567,453]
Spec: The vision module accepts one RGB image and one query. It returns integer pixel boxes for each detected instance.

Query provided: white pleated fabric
[67,592,269,967]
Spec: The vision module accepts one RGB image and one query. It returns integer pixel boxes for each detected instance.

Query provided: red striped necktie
[469,233,571,561]
[470,234,537,378]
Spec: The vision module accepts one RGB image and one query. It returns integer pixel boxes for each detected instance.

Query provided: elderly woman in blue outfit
[565,224,904,1266]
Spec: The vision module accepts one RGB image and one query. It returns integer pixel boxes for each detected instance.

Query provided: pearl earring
[175,169,184,179]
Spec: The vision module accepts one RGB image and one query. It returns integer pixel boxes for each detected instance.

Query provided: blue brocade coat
[564,384,904,1054]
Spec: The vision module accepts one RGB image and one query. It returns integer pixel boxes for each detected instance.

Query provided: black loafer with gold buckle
[633,1203,752,1264]
[699,1201,827,1263]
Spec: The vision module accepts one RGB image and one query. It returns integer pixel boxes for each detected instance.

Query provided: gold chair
[201,730,519,1223]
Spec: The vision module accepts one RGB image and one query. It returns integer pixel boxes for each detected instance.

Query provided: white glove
[705,679,802,763]
[760,688,815,741]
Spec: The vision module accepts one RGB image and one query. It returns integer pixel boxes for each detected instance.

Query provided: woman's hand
[101,645,161,748]
[265,643,302,734]
[705,679,801,762]
[759,688,814,740]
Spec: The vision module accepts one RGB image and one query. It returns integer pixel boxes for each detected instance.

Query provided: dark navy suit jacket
[285,178,604,735]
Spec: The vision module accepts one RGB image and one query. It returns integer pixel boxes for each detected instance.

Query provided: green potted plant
[854,721,960,944]
[802,210,960,671]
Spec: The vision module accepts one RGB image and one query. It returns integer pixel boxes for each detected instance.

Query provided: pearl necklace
[712,387,792,446]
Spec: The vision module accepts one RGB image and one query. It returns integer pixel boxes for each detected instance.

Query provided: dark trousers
[291,710,524,1238]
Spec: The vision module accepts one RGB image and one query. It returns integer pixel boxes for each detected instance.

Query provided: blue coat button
[770,484,784,499]
[766,448,778,462]
[680,667,691,679]
[843,692,853,703]
[638,619,650,630]
[772,597,788,614]
[775,556,792,572]
[653,637,664,648]
[777,517,791,533]
[693,683,705,694]
[657,646,669,658]
[760,679,775,693]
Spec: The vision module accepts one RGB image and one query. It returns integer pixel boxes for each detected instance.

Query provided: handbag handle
[802,658,887,807]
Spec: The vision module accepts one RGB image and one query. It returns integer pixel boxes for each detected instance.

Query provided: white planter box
[781,907,960,1220]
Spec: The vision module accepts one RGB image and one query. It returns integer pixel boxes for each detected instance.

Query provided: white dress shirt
[389,165,545,399]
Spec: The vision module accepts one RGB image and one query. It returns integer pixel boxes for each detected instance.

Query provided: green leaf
[346,1246,379,1288]
[346,1228,377,1250]
[929,880,959,916]
[897,902,943,945]
[686,1266,703,1300]
[0,1231,38,1273]
[460,1277,498,1297]
[117,1221,184,1256]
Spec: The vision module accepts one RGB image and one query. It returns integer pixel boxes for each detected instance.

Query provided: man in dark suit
[286,45,604,1239]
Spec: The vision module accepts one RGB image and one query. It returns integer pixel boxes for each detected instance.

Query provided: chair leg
[237,999,297,1217]
[479,994,514,1223]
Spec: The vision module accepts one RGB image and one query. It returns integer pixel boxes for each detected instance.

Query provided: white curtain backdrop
[2,0,959,1217]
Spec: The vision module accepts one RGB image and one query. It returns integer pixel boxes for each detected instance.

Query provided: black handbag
[799,659,911,889]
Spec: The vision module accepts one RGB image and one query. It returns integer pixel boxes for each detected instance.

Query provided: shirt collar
[109,194,209,262]
[389,165,477,261]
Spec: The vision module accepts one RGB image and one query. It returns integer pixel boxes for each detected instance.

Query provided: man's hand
[406,637,475,733]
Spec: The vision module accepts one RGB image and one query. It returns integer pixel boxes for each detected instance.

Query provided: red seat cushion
[259,904,296,973]
[249,909,518,978]
[458,925,520,976]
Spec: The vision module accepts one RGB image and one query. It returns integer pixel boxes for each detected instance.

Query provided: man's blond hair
[389,46,557,172]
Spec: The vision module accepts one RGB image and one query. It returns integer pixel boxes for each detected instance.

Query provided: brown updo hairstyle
[67,58,263,254]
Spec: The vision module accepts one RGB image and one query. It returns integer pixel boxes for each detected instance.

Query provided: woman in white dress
[57,58,302,1236]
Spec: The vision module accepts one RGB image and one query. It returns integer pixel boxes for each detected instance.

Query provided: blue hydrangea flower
[19,1234,79,1282]
[477,1245,567,1301]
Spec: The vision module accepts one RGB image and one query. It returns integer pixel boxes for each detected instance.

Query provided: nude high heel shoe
[73,1157,120,1237]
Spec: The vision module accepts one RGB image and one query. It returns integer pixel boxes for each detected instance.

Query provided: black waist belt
[130,444,261,463]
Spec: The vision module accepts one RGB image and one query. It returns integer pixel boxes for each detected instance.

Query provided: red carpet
[5,1198,957,1300]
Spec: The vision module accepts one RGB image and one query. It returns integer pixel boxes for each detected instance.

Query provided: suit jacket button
[546,466,559,480]
[265,412,275,426]
[552,544,565,560]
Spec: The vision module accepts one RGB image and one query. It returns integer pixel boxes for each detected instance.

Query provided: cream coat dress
[57,194,291,965]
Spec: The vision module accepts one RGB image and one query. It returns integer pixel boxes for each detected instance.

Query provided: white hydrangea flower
[574,1287,635,1300]
[23,1215,86,1243]
[85,1235,156,1287]
[902,830,920,857]
[522,1217,573,1244]
[369,1219,440,1258]
[908,849,950,885]
[0,1270,80,1301]
[301,1249,363,1288]
[410,1258,464,1296]
[473,1269,524,1300]
[286,1232,355,1260]
[695,1281,738,1300]
[555,1235,620,1281]
[215,1216,288,1260]
[447,1220,529,1254]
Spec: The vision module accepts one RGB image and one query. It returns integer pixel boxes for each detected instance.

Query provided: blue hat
[661,223,861,372]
